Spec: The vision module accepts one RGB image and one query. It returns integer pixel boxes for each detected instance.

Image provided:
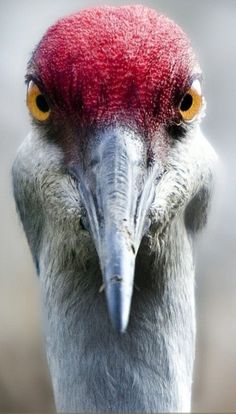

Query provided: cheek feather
[31,5,197,133]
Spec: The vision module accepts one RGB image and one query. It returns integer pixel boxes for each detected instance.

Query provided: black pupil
[36,94,49,112]
[180,93,193,112]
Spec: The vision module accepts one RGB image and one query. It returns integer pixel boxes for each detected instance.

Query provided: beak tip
[106,282,132,334]
[111,312,129,334]
[112,317,128,334]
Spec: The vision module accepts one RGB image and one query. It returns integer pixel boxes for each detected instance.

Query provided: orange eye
[27,81,51,121]
[179,79,203,122]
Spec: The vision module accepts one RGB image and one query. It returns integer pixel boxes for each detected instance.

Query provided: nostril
[80,215,90,232]
[79,205,91,232]
[110,275,123,283]
[79,217,86,230]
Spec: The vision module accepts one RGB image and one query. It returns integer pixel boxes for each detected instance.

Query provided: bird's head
[25,5,204,332]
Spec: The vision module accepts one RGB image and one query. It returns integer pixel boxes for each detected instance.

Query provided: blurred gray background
[0,0,236,411]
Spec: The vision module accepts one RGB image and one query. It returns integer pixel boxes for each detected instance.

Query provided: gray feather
[12,123,216,412]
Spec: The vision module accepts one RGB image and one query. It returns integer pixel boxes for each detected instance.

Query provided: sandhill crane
[13,5,216,413]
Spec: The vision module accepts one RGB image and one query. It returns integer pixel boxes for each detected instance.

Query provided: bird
[12,5,216,413]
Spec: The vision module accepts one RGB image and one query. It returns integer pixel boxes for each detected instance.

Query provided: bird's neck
[41,221,196,413]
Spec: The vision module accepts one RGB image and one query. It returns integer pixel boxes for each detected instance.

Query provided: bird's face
[25,6,204,332]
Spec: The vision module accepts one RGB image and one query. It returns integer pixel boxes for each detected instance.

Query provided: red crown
[32,5,196,132]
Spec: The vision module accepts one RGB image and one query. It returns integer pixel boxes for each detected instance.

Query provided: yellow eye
[27,81,50,121]
[179,79,203,122]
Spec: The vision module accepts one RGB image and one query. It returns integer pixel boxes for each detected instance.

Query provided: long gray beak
[72,127,159,332]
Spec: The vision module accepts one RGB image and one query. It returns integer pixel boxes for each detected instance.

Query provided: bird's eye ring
[27,81,51,121]
[179,79,202,122]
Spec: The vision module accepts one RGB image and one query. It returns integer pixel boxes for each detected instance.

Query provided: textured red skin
[31,5,197,134]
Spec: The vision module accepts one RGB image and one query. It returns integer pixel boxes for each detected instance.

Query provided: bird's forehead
[30,6,197,130]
